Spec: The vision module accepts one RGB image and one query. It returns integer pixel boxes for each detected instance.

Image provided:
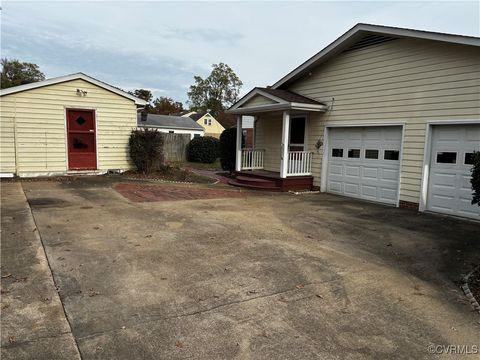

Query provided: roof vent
[343,34,398,52]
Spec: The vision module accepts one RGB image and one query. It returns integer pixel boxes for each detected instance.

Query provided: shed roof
[137,114,204,131]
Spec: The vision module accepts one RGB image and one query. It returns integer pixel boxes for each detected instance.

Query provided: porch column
[280,111,290,178]
[235,115,242,172]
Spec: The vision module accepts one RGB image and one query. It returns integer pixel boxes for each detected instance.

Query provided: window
[76,116,86,126]
[384,150,400,160]
[436,152,457,164]
[464,152,475,165]
[348,149,360,158]
[169,131,174,134]
[332,148,343,157]
[365,149,379,159]
[204,119,208,125]
[290,117,306,145]
[208,119,212,125]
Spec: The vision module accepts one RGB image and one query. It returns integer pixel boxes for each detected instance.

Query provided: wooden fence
[162,133,190,162]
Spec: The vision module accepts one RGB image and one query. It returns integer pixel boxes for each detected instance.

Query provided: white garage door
[427,124,480,219]
[327,126,402,205]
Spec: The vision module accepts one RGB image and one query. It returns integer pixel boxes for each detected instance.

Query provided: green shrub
[187,136,219,163]
[219,128,238,173]
[471,151,480,206]
[129,128,164,173]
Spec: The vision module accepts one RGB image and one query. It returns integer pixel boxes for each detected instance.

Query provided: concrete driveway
[1,177,479,359]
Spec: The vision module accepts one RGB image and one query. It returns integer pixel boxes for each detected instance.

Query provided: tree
[152,96,184,115]
[471,151,480,206]
[1,58,45,89]
[187,63,242,116]
[130,89,153,112]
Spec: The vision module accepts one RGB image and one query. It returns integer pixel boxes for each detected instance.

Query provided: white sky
[2,1,479,104]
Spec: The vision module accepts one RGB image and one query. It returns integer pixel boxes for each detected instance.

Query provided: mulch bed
[468,266,480,301]
[113,183,251,202]
[122,168,214,184]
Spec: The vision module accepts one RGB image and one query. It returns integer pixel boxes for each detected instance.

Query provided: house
[137,113,204,139]
[0,73,146,177]
[228,24,480,220]
[184,111,225,138]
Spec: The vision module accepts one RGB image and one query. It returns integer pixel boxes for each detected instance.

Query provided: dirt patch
[468,266,480,301]
[122,167,213,184]
[113,183,251,202]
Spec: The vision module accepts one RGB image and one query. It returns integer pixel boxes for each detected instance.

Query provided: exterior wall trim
[320,121,406,207]
[419,119,480,212]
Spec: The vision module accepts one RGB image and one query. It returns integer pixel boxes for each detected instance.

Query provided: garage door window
[436,152,457,164]
[365,149,379,159]
[348,149,360,158]
[464,152,474,165]
[332,148,343,157]
[384,150,399,161]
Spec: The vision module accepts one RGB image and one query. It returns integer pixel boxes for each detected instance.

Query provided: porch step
[234,175,278,188]
[228,179,282,191]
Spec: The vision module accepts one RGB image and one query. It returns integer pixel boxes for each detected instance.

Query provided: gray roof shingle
[137,114,204,131]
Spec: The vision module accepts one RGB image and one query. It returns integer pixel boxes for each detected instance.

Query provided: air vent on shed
[343,34,398,52]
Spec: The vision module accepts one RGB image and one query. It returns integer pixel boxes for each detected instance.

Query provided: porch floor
[229,170,314,192]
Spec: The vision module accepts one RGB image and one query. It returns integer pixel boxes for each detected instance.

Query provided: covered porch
[227,87,328,191]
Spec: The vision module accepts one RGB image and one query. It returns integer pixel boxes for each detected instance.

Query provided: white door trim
[419,119,480,212]
[321,122,406,207]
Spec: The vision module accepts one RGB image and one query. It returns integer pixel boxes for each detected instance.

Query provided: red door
[66,109,97,170]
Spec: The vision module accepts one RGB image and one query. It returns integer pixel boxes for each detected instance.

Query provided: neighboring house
[228,23,480,220]
[138,113,204,139]
[0,73,146,177]
[184,112,225,138]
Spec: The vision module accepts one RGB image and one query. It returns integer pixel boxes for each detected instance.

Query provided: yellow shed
[0,73,146,177]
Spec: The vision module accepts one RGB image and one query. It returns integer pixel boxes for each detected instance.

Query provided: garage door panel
[361,185,377,199]
[327,126,401,205]
[381,188,398,202]
[328,181,343,193]
[427,124,480,219]
[329,163,343,175]
[344,183,360,196]
[362,167,378,179]
[345,166,360,177]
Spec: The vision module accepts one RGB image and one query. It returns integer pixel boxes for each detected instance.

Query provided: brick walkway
[113,183,249,202]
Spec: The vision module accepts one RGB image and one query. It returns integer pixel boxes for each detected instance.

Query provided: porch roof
[227,87,328,115]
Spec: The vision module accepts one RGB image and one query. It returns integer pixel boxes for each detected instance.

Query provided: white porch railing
[241,149,265,170]
[287,151,313,176]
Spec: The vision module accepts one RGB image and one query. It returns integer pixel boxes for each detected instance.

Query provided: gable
[0,73,146,105]
[240,94,278,108]
[285,36,480,99]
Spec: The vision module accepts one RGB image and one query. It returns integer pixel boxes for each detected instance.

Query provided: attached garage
[326,126,402,205]
[0,73,146,177]
[424,124,480,220]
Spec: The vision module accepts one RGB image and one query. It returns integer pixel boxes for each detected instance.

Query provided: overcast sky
[2,1,479,104]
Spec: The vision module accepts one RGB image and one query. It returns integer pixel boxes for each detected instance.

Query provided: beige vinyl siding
[286,37,480,203]
[241,94,277,108]
[0,79,137,176]
[254,112,282,172]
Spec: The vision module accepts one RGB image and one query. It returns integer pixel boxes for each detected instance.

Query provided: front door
[289,116,306,151]
[66,109,97,170]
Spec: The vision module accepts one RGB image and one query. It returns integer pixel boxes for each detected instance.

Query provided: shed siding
[284,38,480,203]
[0,79,137,176]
